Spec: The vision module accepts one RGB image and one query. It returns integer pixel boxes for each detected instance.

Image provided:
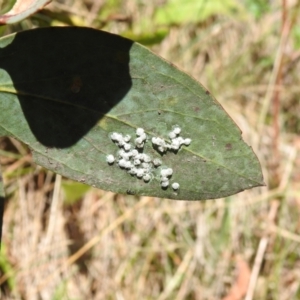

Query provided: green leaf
[154,0,244,26]
[0,244,16,289]
[243,0,270,19]
[122,29,169,46]
[0,27,264,200]
[0,0,51,24]
[292,26,300,50]
[62,181,90,205]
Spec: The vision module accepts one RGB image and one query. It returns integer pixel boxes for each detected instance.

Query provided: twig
[245,200,279,300]
[44,174,62,245]
[271,0,289,187]
[256,1,292,151]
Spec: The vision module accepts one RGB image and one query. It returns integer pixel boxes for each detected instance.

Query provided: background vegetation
[0,0,299,299]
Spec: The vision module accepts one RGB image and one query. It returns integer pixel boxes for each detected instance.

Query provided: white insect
[133,159,141,166]
[136,153,144,161]
[106,154,115,164]
[176,136,184,144]
[143,154,151,163]
[135,137,144,144]
[123,143,131,151]
[123,151,133,160]
[161,168,173,177]
[152,137,169,153]
[136,169,145,178]
[157,146,164,153]
[166,168,173,176]
[110,132,122,141]
[135,143,145,149]
[170,139,180,150]
[142,162,151,169]
[153,158,162,167]
[172,182,180,190]
[124,161,133,169]
[123,134,131,142]
[152,137,165,146]
[143,174,151,182]
[136,128,145,136]
[169,131,177,139]
[161,180,169,188]
[128,168,138,175]
[131,149,139,157]
[173,126,181,135]
[183,138,192,145]
[118,159,127,168]
[117,139,126,147]
[118,149,126,157]
[160,176,169,182]
[140,133,147,141]
[120,154,130,161]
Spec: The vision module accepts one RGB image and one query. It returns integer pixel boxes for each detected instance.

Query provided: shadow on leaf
[0,27,133,147]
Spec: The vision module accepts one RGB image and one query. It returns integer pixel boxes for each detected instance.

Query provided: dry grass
[1,0,300,299]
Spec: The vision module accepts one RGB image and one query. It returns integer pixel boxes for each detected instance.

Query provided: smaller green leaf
[62,181,90,205]
[292,26,300,50]
[154,0,244,25]
[0,244,16,289]
[122,29,169,46]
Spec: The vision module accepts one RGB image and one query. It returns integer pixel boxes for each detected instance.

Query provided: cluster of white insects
[152,126,191,153]
[106,126,192,190]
